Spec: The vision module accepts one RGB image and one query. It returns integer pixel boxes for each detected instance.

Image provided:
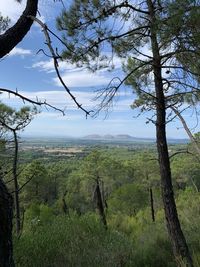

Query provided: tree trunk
[62,190,68,214]
[149,187,155,222]
[146,174,155,222]
[101,180,108,209]
[0,1,38,265]
[0,177,14,267]
[0,0,38,58]
[94,178,107,228]
[147,1,193,266]
[13,131,20,235]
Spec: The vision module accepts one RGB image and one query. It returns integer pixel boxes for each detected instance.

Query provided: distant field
[20,136,188,151]
[18,136,188,164]
[43,147,83,154]
[21,136,156,148]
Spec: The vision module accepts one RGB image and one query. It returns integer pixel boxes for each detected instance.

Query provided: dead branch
[28,16,91,117]
[0,87,65,115]
[171,106,200,156]
[11,174,35,194]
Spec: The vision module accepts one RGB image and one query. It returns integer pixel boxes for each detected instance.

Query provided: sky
[0,0,198,138]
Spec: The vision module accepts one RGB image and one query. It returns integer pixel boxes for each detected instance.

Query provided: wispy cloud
[53,70,112,87]
[0,90,96,110]
[31,51,125,87]
[9,47,32,57]
[32,60,79,73]
[0,89,133,114]
[32,59,115,87]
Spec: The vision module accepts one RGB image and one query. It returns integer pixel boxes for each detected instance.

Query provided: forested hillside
[1,138,200,267]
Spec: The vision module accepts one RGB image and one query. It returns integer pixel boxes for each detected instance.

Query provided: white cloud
[0,89,134,115]
[32,60,76,73]
[32,57,123,87]
[0,0,64,25]
[0,0,26,22]
[53,70,112,87]
[9,47,32,57]
[0,90,96,110]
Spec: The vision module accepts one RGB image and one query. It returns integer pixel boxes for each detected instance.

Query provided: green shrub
[14,213,134,267]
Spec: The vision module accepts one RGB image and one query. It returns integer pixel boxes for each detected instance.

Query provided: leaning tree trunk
[147,0,193,266]
[0,177,14,267]
[13,130,20,235]
[171,106,200,156]
[0,0,38,58]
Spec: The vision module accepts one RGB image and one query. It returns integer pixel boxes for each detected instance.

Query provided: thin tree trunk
[147,1,193,266]
[146,174,155,222]
[0,177,14,267]
[101,180,108,209]
[18,207,25,239]
[62,190,68,214]
[149,187,155,222]
[95,178,107,228]
[0,0,38,58]
[13,131,20,235]
[54,177,57,200]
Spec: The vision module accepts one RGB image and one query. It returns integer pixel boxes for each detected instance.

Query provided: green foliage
[56,0,147,70]
[12,145,200,266]
[20,160,50,204]
[56,0,200,120]
[0,14,10,33]
[171,154,200,190]
[24,203,54,231]
[0,103,37,138]
[64,150,130,214]
[108,183,148,216]
[15,213,134,267]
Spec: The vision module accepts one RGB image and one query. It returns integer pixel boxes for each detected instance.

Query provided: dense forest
[2,138,200,267]
[1,0,200,267]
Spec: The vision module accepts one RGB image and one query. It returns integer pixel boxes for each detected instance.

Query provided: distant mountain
[104,134,114,139]
[82,134,189,143]
[83,134,102,139]
[115,134,133,139]
[83,134,146,140]
[22,135,189,144]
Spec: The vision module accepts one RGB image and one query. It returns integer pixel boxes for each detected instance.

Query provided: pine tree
[56,1,200,265]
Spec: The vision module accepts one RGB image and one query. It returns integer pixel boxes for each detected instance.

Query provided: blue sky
[0,0,197,138]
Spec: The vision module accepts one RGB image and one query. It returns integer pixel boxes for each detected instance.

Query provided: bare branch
[0,87,65,115]
[28,16,91,117]
[171,106,200,156]
[11,174,35,194]
[169,149,190,159]
[93,60,156,114]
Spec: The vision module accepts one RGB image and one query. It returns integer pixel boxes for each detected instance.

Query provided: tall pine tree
[56,1,200,266]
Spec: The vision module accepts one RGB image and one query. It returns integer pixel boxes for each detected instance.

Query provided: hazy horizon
[20,133,189,141]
